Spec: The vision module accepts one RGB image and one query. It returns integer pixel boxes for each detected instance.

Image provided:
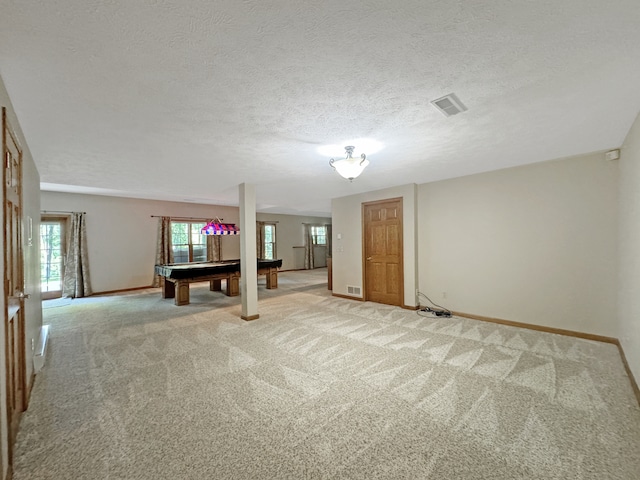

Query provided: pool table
[155,258,282,306]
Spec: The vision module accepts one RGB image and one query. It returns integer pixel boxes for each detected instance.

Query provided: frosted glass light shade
[330,146,369,181]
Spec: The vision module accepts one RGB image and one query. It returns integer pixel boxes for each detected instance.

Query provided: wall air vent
[431,93,468,117]
[347,286,361,296]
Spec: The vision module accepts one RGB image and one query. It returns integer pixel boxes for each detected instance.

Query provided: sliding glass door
[40,216,67,299]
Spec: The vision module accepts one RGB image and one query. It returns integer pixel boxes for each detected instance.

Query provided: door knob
[366,257,372,260]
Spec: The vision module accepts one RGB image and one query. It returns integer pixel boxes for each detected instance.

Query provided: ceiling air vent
[431,93,468,117]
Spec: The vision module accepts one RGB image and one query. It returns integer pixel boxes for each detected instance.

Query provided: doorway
[40,216,67,299]
[363,197,404,307]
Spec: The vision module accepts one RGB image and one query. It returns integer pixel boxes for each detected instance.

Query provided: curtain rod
[42,210,86,214]
[151,215,200,219]
[150,215,225,221]
[151,215,269,223]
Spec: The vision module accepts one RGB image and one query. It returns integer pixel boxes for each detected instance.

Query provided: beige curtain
[256,221,266,259]
[62,212,92,298]
[303,224,314,270]
[206,235,222,261]
[152,216,173,287]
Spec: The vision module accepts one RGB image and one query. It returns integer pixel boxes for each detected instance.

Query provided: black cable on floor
[417,291,452,318]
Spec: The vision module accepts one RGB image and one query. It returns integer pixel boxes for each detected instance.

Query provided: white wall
[256,213,331,270]
[22,145,42,386]
[418,152,619,337]
[40,192,242,293]
[1,74,43,480]
[619,111,640,382]
[331,184,418,308]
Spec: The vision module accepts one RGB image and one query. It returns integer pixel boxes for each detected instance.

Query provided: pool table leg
[265,267,278,289]
[226,273,240,296]
[162,278,175,299]
[175,280,190,306]
[210,279,222,291]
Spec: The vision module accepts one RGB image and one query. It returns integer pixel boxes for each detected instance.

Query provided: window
[311,225,327,245]
[40,217,66,299]
[171,222,206,263]
[263,223,276,260]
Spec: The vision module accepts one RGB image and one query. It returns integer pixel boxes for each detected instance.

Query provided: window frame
[311,225,327,246]
[171,221,207,264]
[263,222,277,260]
[39,215,68,299]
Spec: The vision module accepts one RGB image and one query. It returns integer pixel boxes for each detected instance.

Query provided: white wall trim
[33,324,50,373]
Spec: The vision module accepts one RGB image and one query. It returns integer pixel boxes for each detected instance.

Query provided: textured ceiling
[1,0,640,216]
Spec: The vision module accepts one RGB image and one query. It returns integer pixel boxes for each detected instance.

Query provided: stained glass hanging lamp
[201,217,240,235]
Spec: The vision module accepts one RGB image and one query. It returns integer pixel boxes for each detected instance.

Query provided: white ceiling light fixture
[329,146,369,181]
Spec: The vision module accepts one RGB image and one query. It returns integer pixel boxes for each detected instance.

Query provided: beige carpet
[13,269,640,479]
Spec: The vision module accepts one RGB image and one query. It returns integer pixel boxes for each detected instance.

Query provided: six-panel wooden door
[363,198,404,307]
[3,107,26,463]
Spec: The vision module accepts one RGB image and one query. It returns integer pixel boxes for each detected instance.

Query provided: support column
[239,183,259,320]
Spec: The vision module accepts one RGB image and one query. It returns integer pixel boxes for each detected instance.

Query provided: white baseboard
[33,324,50,373]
